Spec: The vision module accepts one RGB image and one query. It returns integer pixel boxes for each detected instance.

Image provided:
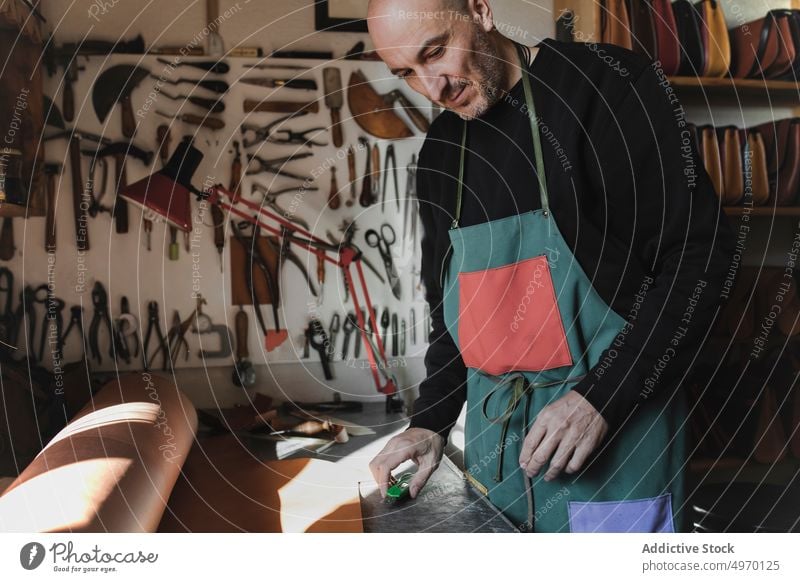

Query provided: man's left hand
[518,390,608,481]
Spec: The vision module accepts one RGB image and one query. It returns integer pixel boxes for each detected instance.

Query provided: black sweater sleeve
[569,62,736,429]
[406,140,468,439]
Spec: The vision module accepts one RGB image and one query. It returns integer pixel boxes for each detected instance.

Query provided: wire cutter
[61,306,86,357]
[89,282,114,364]
[240,110,328,149]
[245,151,314,181]
[167,310,191,363]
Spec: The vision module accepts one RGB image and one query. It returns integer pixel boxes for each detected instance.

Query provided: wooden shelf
[668,76,800,108]
[723,206,800,217]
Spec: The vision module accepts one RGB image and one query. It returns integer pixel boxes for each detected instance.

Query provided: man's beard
[454,30,506,120]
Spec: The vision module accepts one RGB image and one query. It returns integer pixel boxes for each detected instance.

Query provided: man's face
[368,2,507,120]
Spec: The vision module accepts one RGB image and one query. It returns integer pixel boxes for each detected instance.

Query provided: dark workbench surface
[359,455,518,533]
[201,400,517,533]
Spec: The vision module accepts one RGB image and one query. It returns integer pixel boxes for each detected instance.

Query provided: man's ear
[470,0,495,33]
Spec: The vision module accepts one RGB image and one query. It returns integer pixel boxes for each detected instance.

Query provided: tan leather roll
[0,374,197,532]
[701,126,724,201]
[700,0,732,77]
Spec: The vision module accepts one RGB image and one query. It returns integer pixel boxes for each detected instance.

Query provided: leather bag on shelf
[697,0,732,77]
[673,0,706,76]
[598,0,633,49]
[700,125,724,201]
[718,126,744,205]
[649,0,682,74]
[744,129,771,205]
[756,118,800,206]
[626,0,656,58]
[730,10,797,79]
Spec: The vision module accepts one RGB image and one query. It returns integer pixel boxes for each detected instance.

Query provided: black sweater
[408,38,736,438]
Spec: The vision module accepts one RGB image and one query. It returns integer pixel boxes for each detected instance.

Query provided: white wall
[18,1,554,409]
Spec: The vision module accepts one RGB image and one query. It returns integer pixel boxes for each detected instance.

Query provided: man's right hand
[369,427,445,499]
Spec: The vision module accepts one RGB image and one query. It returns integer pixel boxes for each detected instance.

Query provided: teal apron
[440,43,688,533]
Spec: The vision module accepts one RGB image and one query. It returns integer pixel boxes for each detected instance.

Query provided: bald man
[367,0,734,532]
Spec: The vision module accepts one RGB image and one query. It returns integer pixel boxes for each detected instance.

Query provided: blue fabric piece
[567,493,675,533]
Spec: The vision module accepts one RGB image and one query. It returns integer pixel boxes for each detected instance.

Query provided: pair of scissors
[365,224,401,300]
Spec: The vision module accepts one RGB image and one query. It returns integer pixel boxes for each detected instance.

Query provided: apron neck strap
[454,42,550,228]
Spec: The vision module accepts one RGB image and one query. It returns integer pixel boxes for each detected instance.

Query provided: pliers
[232,221,282,335]
[268,226,318,298]
[240,110,328,149]
[167,310,191,363]
[61,305,86,357]
[143,301,169,371]
[251,183,314,231]
[113,296,140,363]
[89,281,114,364]
[245,151,314,181]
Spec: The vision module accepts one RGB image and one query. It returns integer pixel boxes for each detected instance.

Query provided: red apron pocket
[457,255,572,375]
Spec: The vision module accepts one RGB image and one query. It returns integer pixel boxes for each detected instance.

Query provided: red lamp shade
[120,137,203,232]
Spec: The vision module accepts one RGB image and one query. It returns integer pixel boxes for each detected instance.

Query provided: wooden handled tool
[323,67,344,148]
[230,141,242,197]
[346,145,356,207]
[371,144,380,199]
[359,138,378,207]
[157,124,172,257]
[0,219,14,261]
[275,419,349,443]
[211,204,225,272]
[44,163,61,251]
[68,135,89,251]
[156,110,225,130]
[243,99,319,114]
[109,151,129,233]
[233,307,256,388]
[328,166,340,210]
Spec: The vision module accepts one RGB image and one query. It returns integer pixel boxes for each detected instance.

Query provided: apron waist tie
[480,370,587,530]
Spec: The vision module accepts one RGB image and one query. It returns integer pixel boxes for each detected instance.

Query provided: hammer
[94,142,153,234]
[44,163,62,251]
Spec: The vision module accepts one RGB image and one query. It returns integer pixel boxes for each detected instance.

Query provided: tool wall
[3,51,435,387]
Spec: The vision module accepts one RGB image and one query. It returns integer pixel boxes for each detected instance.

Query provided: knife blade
[323,67,344,148]
[241,77,318,91]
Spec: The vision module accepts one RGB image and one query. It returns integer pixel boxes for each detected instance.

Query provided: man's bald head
[366,0,519,120]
